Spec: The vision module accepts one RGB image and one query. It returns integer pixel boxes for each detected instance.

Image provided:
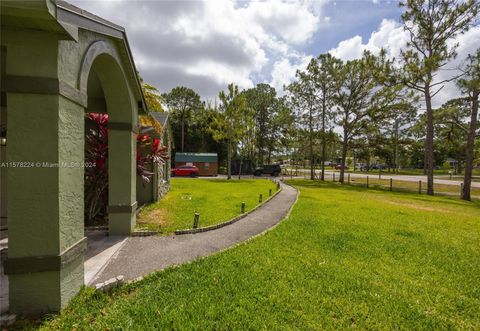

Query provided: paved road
[92,182,298,284]
[285,169,479,188]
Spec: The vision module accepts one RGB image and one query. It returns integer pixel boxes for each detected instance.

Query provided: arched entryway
[80,42,137,235]
[1,0,146,315]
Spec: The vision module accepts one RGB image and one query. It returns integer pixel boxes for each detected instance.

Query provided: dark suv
[254,164,281,177]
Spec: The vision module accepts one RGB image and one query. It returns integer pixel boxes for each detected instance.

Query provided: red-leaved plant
[84,113,169,225]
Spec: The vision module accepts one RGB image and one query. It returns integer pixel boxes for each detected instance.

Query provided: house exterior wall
[1,2,140,314]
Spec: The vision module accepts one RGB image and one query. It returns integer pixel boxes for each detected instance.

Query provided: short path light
[241,202,245,213]
[259,194,263,203]
[193,212,200,229]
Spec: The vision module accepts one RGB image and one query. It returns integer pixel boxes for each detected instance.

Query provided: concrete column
[5,94,85,315]
[108,128,136,235]
[3,30,85,315]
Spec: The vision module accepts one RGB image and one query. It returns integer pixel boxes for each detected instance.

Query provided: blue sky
[308,1,403,54]
[71,0,478,106]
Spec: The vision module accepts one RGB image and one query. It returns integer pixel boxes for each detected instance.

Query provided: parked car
[370,164,388,170]
[171,165,199,177]
[335,164,349,170]
[254,164,281,176]
[355,163,368,171]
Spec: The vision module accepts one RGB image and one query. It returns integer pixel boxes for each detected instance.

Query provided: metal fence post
[390,178,393,191]
[348,173,350,185]
[418,180,422,194]
[367,176,369,188]
[333,173,336,182]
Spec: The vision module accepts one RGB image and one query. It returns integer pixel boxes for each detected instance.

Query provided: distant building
[175,152,218,176]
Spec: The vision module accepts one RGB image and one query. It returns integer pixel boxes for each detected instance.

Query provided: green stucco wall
[2,12,140,314]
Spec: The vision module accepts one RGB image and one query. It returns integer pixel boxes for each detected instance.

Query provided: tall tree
[163,87,203,152]
[435,98,469,174]
[384,103,417,172]
[211,84,247,179]
[458,49,480,201]
[310,54,341,180]
[287,68,319,180]
[266,97,294,163]
[400,0,479,195]
[333,53,379,183]
[244,84,277,165]
[236,102,256,179]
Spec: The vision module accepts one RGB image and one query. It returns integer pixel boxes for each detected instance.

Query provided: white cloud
[242,1,321,45]
[328,19,480,107]
[329,35,365,61]
[270,55,312,94]
[329,19,408,61]
[69,0,327,99]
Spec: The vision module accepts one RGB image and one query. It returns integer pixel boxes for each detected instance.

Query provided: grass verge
[21,180,480,330]
[136,178,277,235]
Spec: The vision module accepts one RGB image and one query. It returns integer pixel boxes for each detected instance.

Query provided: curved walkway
[91,182,298,284]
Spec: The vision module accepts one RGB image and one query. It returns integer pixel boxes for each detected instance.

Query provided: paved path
[92,182,298,284]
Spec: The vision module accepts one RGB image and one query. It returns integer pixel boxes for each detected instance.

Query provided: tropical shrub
[84,113,168,226]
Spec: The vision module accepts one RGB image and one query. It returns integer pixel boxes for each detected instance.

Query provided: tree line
[145,0,479,201]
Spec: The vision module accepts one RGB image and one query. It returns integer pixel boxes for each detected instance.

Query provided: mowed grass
[28,180,480,330]
[137,178,277,234]
[347,176,480,197]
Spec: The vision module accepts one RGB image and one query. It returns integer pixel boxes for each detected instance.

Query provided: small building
[175,152,218,176]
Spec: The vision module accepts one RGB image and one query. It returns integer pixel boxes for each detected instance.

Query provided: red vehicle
[335,164,349,170]
[172,165,199,177]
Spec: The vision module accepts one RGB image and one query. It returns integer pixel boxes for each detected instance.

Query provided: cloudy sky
[71,0,479,106]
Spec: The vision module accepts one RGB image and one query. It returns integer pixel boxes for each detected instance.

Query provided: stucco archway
[80,41,138,235]
[1,0,145,315]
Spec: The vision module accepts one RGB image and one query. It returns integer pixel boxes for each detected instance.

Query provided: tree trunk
[181,118,185,152]
[238,157,243,180]
[309,108,314,180]
[424,85,434,195]
[227,138,232,180]
[321,99,326,181]
[340,136,348,183]
[353,151,356,172]
[393,120,399,174]
[462,92,479,201]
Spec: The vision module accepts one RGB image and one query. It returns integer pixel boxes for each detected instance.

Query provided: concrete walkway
[91,182,298,284]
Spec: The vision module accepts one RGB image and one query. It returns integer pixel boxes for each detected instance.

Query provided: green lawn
[137,178,278,234]
[284,167,480,177]
[347,176,480,197]
[25,180,480,330]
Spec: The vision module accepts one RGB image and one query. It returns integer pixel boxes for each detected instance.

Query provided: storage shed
[175,153,218,176]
